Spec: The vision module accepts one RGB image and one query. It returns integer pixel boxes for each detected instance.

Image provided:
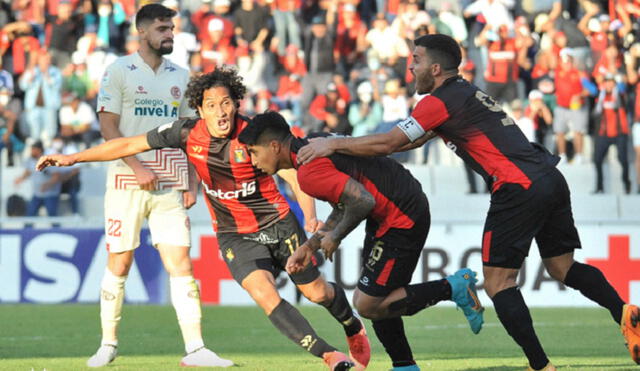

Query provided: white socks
[170,275,204,353]
[100,268,126,343]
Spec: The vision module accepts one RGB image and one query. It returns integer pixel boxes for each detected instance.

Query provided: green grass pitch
[0,305,636,370]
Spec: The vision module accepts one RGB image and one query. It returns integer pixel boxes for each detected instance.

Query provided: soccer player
[86,4,232,368]
[37,66,369,371]
[296,34,640,370]
[237,111,484,371]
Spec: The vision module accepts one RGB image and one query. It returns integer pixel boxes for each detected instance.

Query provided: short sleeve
[297,158,351,204]
[146,119,188,149]
[411,95,450,131]
[96,63,123,114]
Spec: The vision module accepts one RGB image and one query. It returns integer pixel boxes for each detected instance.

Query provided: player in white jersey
[87,4,232,368]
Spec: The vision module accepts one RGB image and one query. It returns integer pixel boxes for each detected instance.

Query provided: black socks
[268,299,335,357]
[492,287,549,370]
[564,262,625,323]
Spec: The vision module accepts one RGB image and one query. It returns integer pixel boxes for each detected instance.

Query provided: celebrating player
[296,34,640,370]
[37,66,369,371]
[238,111,484,371]
[88,4,231,368]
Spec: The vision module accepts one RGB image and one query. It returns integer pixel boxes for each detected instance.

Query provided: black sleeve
[146,118,195,150]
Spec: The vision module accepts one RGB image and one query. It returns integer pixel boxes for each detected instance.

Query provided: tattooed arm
[317,178,375,260]
[286,178,375,272]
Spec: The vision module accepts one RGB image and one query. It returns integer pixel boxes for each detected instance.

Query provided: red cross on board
[586,235,640,303]
[192,235,233,304]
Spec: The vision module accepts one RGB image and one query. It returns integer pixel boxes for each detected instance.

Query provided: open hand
[36,154,76,171]
[296,137,335,165]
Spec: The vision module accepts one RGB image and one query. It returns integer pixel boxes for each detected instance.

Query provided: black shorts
[482,168,582,269]
[357,211,430,297]
[217,212,322,285]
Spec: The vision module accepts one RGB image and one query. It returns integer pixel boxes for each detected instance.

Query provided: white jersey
[97,52,194,190]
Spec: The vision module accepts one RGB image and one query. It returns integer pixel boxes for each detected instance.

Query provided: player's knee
[353,298,381,320]
[544,264,567,282]
[108,257,133,276]
[303,290,331,305]
[165,257,193,277]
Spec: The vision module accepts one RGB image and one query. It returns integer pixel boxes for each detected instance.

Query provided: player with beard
[297,34,640,370]
[37,66,370,371]
[87,4,233,368]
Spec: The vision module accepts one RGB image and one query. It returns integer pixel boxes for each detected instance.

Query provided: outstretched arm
[297,126,411,164]
[36,134,151,170]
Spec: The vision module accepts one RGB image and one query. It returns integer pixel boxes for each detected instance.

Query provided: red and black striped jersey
[291,135,428,239]
[398,77,559,193]
[147,115,289,234]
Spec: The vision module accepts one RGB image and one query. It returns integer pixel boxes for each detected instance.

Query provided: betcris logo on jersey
[203,181,257,200]
[134,98,180,118]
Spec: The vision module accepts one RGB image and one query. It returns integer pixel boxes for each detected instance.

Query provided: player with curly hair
[37,66,370,371]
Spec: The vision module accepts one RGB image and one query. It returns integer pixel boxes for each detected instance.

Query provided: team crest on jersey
[225,248,235,262]
[191,145,205,159]
[171,86,181,99]
[127,64,137,71]
[233,147,249,163]
[165,65,176,72]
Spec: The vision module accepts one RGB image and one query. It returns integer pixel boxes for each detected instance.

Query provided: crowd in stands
[2,0,640,217]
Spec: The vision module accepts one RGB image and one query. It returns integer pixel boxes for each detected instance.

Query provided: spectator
[334,3,367,79]
[234,0,270,53]
[0,85,24,166]
[62,52,94,101]
[553,48,590,164]
[348,80,382,137]
[627,43,640,193]
[510,99,535,142]
[525,89,553,147]
[46,0,83,69]
[234,0,271,93]
[191,0,215,43]
[301,14,336,130]
[592,74,631,194]
[309,81,350,134]
[364,13,409,72]
[463,0,514,31]
[6,23,40,76]
[274,45,306,127]
[50,135,82,215]
[19,50,62,147]
[95,0,128,53]
[198,18,236,72]
[59,92,101,149]
[272,0,302,56]
[380,78,408,128]
[475,24,520,104]
[13,141,66,216]
[437,2,468,44]
[164,2,199,70]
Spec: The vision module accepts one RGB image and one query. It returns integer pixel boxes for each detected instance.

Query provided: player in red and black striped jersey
[238,111,484,370]
[36,67,368,371]
[296,34,640,369]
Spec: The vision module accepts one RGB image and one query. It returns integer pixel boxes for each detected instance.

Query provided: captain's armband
[397,116,426,142]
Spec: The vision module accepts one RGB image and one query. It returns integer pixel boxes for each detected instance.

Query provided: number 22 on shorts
[107,218,122,237]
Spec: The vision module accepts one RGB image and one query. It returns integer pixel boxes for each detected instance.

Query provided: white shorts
[104,188,191,253]
[553,106,589,134]
[633,122,640,148]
